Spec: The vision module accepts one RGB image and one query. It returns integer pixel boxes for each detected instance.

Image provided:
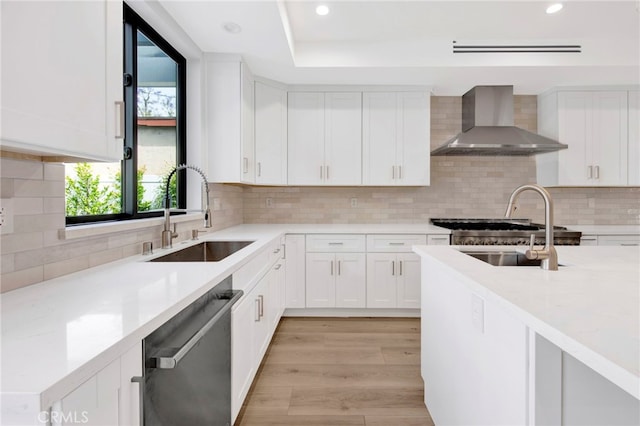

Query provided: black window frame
[66,3,187,226]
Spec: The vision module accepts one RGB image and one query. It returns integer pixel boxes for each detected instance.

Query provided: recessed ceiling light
[546,3,563,14]
[222,22,242,34]
[315,5,330,16]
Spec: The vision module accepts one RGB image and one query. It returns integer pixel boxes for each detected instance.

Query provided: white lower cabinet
[366,253,421,308]
[285,235,306,308]
[231,248,285,423]
[50,342,142,426]
[365,234,426,309]
[306,253,366,308]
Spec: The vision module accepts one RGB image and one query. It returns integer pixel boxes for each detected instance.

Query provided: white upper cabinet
[628,91,640,185]
[537,89,631,186]
[255,82,287,185]
[1,0,123,161]
[363,92,431,186]
[206,56,255,184]
[288,92,362,185]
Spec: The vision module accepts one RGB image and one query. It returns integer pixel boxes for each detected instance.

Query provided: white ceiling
[157,0,640,95]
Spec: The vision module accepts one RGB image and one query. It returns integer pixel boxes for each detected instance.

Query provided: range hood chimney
[431,85,568,156]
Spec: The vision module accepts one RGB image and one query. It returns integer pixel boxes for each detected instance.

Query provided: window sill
[59,213,206,240]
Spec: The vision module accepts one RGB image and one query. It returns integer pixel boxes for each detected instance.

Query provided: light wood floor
[235,317,435,426]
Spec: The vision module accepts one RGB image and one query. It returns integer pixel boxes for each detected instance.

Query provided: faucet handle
[191,229,206,240]
[529,234,536,250]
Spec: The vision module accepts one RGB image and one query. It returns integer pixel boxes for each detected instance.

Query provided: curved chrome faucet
[162,164,212,249]
[505,184,558,271]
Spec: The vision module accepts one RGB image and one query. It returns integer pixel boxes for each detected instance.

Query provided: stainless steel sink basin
[461,250,562,267]
[149,241,255,262]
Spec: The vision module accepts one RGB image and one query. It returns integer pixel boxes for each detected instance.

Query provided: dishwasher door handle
[149,289,243,369]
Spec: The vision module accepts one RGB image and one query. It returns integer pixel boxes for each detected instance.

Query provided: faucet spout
[161,164,212,249]
[504,184,558,271]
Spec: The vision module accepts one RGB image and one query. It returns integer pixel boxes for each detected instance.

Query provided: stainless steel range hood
[431,86,568,156]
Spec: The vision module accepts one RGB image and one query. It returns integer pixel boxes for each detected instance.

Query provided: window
[65,4,186,225]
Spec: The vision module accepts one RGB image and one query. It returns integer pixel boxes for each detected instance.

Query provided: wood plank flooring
[235,317,434,426]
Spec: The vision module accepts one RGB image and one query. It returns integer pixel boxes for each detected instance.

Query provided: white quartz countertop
[0,223,448,410]
[412,245,640,399]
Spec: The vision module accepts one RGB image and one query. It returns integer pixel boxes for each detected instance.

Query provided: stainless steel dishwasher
[140,276,242,425]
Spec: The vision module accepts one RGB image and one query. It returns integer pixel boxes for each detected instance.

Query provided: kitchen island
[413,245,640,426]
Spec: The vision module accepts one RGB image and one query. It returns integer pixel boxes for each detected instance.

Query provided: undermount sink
[149,241,255,262]
[460,250,563,267]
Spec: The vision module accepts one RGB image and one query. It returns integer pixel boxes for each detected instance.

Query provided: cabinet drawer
[427,234,451,246]
[306,234,366,252]
[597,235,640,246]
[366,234,427,252]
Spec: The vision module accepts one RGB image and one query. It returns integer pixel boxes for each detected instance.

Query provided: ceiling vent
[452,43,581,53]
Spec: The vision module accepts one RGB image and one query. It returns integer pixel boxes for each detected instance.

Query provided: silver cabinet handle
[320,165,324,180]
[273,248,281,254]
[337,260,341,275]
[388,242,405,246]
[594,165,600,179]
[258,162,262,177]
[243,157,249,174]
[392,260,395,276]
[398,165,403,179]
[331,260,334,276]
[130,376,145,426]
[255,298,261,322]
[587,165,593,179]
[149,290,243,368]
[115,101,125,139]
[274,263,282,270]
[258,295,264,318]
[399,260,403,276]
[621,243,639,246]
[328,242,344,246]
[326,165,330,180]
[392,165,396,179]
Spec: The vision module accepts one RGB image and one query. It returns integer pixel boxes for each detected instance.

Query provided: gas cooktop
[430,218,582,246]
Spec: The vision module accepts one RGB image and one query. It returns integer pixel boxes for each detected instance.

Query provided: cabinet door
[629,91,640,185]
[366,253,397,308]
[285,235,306,308]
[288,92,325,185]
[396,253,421,309]
[324,93,362,185]
[558,92,591,185]
[119,343,142,426]
[305,253,336,307]
[253,277,271,361]
[241,65,255,183]
[592,91,628,186]
[255,82,287,185]
[363,93,398,185]
[231,292,257,422]
[1,1,123,161]
[335,253,366,308]
[59,358,120,425]
[398,92,430,185]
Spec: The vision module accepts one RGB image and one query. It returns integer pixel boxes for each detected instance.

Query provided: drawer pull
[331,260,334,276]
[392,261,395,276]
[620,243,639,246]
[399,260,403,276]
[258,295,264,318]
[274,264,282,270]
[338,260,341,275]
[328,242,344,246]
[388,242,405,246]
